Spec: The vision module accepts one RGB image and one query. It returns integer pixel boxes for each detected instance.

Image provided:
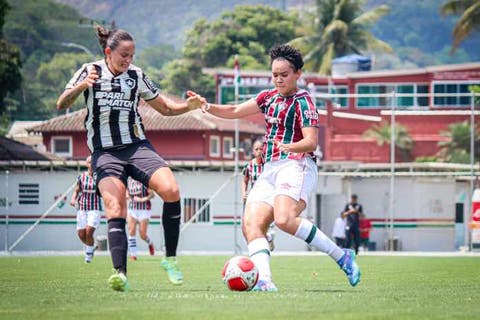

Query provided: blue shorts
[91,140,167,187]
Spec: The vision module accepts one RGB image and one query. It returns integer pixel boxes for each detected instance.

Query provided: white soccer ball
[222,256,259,291]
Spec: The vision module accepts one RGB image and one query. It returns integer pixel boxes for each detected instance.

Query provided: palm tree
[437,121,480,163]
[291,0,392,75]
[363,122,414,162]
[441,0,480,53]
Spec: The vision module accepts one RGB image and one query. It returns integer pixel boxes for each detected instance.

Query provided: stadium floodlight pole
[389,91,396,251]
[4,170,9,252]
[468,91,476,251]
[233,55,241,254]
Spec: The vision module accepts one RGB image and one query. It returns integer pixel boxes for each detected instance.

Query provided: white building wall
[0,169,463,252]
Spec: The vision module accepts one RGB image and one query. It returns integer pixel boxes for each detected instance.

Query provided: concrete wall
[0,169,466,252]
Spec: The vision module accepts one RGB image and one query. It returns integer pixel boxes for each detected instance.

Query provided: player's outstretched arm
[187,91,260,119]
[147,90,204,116]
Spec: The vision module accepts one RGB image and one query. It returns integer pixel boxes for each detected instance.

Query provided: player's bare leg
[127,215,138,260]
[243,202,277,292]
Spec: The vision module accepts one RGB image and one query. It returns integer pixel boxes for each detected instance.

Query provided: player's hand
[70,200,76,207]
[275,140,290,153]
[185,90,206,110]
[80,66,98,89]
[274,139,304,159]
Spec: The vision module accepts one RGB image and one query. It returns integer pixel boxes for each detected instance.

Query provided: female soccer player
[70,156,103,263]
[57,26,203,291]
[126,177,155,260]
[195,44,360,291]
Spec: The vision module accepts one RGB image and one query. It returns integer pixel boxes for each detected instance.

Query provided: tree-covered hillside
[56,0,479,67]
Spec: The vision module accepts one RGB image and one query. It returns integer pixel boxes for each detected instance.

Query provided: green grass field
[0,254,479,319]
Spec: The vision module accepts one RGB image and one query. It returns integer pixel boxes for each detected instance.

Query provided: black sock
[162,200,181,257]
[108,218,127,274]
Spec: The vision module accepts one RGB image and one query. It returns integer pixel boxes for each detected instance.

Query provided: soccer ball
[222,256,259,291]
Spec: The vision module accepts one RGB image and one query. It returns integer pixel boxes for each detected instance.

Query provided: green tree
[3,0,99,122]
[183,5,296,68]
[161,59,216,103]
[135,44,180,71]
[437,121,480,163]
[441,0,480,53]
[291,0,391,74]
[0,0,21,122]
[363,121,414,162]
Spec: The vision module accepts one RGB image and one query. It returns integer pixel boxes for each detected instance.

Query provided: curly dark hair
[269,44,304,71]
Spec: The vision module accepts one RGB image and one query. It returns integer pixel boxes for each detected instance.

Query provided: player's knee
[103,197,125,217]
[85,227,95,238]
[77,230,86,241]
[274,215,294,233]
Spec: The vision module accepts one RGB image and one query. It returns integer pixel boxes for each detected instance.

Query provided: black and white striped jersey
[66,59,159,152]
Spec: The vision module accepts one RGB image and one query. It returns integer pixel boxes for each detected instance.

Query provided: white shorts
[128,209,152,221]
[76,210,101,230]
[246,158,318,207]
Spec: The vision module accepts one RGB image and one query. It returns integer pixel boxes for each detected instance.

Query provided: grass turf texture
[0,255,479,319]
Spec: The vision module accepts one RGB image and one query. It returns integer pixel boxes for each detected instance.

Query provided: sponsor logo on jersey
[266,116,280,124]
[95,91,134,109]
[303,110,319,120]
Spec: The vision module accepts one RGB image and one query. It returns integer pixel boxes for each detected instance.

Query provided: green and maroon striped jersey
[255,88,319,162]
[242,158,264,188]
[76,172,102,211]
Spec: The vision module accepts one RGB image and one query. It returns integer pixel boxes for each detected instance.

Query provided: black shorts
[91,140,168,187]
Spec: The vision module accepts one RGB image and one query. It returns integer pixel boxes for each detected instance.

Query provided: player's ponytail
[95,25,134,54]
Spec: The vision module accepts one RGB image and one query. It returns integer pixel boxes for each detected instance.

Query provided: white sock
[85,245,95,254]
[295,219,344,262]
[128,236,137,257]
[248,237,272,282]
[144,236,152,245]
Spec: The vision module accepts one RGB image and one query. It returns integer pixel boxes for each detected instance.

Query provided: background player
[70,156,103,263]
[127,177,155,260]
[193,44,360,291]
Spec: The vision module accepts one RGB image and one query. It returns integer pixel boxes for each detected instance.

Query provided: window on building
[209,136,220,157]
[223,137,233,158]
[183,197,210,223]
[51,136,72,157]
[308,85,348,109]
[19,183,39,205]
[357,84,430,108]
[433,82,478,107]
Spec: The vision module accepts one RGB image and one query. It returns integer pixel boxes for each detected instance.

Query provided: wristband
[205,103,211,111]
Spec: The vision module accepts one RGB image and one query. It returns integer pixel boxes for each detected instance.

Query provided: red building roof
[30,102,264,135]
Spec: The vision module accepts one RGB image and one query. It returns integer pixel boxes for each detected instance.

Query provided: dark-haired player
[126,177,155,260]
[192,44,360,291]
[57,26,203,291]
[70,155,103,263]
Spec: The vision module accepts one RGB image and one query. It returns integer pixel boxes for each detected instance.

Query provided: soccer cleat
[252,279,278,292]
[161,257,184,285]
[338,249,361,287]
[130,256,137,261]
[84,252,93,263]
[148,243,155,256]
[108,270,129,292]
